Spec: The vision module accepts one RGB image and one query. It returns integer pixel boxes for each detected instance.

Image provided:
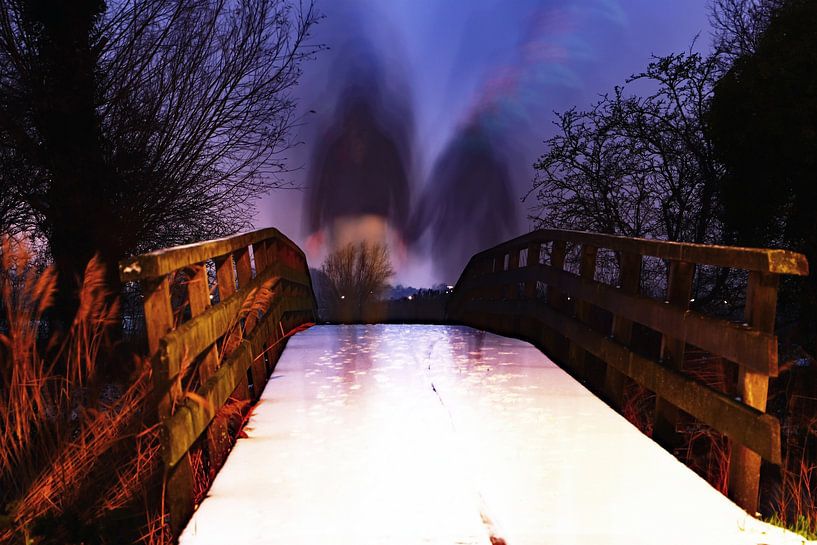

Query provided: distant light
[209,294,214,300]
[407,295,413,301]
[723,300,728,304]
[340,295,345,300]
[447,285,454,290]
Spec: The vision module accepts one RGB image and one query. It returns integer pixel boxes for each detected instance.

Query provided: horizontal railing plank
[460,299,781,465]
[163,296,315,467]
[459,265,778,376]
[119,228,305,282]
[474,230,809,276]
[159,264,311,378]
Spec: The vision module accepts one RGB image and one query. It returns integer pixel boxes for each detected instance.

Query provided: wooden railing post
[187,265,219,381]
[187,264,230,469]
[729,271,778,513]
[253,240,268,272]
[653,260,695,450]
[234,245,266,399]
[506,249,520,299]
[234,246,253,287]
[524,243,540,299]
[214,254,250,400]
[604,252,642,409]
[547,241,567,308]
[544,241,568,359]
[520,243,541,340]
[567,245,597,377]
[142,275,194,536]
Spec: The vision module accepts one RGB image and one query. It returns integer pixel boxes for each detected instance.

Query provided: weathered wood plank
[142,274,195,535]
[187,264,220,383]
[159,266,311,380]
[120,228,307,282]
[458,264,777,376]
[471,229,809,276]
[460,299,781,465]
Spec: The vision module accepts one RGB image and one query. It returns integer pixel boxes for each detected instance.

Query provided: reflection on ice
[180,325,808,545]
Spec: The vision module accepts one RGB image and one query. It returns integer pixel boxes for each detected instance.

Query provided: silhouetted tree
[709,0,783,66]
[528,51,723,246]
[321,242,393,322]
[527,49,738,305]
[0,0,318,323]
[709,0,817,349]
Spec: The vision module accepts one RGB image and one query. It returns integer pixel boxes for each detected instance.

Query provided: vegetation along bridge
[118,227,812,544]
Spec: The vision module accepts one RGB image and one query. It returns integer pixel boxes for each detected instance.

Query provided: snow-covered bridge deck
[179,324,808,545]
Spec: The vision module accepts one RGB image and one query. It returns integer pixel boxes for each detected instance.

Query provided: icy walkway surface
[180,324,811,545]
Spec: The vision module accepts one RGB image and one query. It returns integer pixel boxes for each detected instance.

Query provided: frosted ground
[181,324,814,545]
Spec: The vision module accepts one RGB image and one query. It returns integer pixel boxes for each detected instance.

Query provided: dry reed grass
[0,235,309,543]
[0,238,163,544]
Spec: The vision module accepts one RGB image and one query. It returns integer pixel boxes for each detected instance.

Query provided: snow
[180,324,813,545]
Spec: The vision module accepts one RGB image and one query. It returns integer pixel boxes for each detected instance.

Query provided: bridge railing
[119,227,316,534]
[448,229,809,514]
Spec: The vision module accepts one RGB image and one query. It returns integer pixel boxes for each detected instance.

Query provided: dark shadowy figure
[408,122,518,284]
[306,92,410,252]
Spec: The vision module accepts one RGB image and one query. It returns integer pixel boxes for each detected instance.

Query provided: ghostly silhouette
[305,79,411,253]
[408,121,518,284]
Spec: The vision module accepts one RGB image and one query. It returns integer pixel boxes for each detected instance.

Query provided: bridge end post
[142,274,196,537]
[728,271,778,514]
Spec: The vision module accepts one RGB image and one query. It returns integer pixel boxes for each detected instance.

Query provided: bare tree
[321,242,393,322]
[526,51,731,306]
[527,52,723,246]
[0,0,319,322]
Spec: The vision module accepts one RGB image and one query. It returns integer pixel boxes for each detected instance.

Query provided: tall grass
[0,238,162,544]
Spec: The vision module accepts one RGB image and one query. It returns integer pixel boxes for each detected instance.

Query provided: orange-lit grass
[618,345,817,538]
[0,238,161,543]
[0,237,309,543]
[676,351,732,495]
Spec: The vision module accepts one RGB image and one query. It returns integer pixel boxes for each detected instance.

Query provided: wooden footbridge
[119,228,811,544]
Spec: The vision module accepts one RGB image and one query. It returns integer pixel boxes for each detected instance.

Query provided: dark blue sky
[256,0,713,286]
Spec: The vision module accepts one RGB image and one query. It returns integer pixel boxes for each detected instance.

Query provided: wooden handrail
[119,227,305,281]
[468,229,809,276]
[119,228,317,536]
[448,229,809,515]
